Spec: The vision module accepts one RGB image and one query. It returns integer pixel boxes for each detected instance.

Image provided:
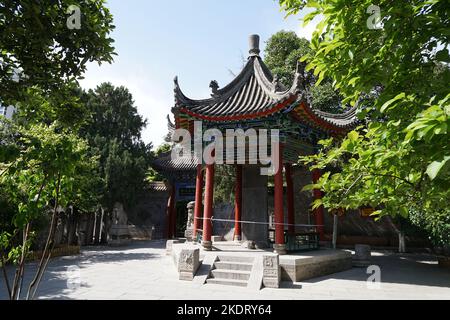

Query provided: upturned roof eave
[173,56,301,113]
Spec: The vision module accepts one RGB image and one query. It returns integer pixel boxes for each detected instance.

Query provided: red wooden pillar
[234,165,243,241]
[166,184,176,239]
[285,164,295,234]
[193,165,204,238]
[202,164,215,250]
[274,144,286,254]
[312,169,325,240]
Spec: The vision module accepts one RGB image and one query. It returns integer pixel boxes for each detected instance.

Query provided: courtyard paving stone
[1,240,449,300]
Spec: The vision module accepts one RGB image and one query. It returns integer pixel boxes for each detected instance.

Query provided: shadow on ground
[0,240,166,300]
[302,253,450,288]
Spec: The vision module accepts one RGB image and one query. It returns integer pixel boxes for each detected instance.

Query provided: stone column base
[202,240,212,251]
[273,243,287,255]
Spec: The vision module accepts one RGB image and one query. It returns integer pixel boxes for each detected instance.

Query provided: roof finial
[249,34,260,56]
[209,80,220,97]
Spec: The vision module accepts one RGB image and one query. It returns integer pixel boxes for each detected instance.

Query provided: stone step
[211,241,241,246]
[214,261,253,271]
[211,269,251,281]
[217,255,255,263]
[206,278,248,287]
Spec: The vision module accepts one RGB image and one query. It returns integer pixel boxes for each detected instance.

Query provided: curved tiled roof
[172,35,358,131]
[314,107,358,128]
[292,102,358,132]
[173,55,304,120]
[152,151,198,173]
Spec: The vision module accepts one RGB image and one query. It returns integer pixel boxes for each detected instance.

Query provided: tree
[214,165,236,204]
[0,0,116,299]
[146,143,171,183]
[0,121,94,299]
[80,83,152,212]
[155,143,172,156]
[0,0,115,105]
[279,0,450,246]
[265,31,313,86]
[264,30,343,113]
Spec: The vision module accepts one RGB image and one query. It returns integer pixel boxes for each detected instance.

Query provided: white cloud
[277,7,323,40]
[296,17,322,40]
[296,15,322,40]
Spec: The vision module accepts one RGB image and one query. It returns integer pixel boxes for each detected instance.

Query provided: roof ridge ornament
[249,34,260,56]
[292,61,307,92]
[174,76,182,94]
[209,80,220,97]
[272,75,283,93]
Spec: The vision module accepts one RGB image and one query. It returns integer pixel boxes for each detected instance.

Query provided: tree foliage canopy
[80,83,152,211]
[264,30,342,113]
[0,0,118,299]
[0,0,115,105]
[279,0,450,245]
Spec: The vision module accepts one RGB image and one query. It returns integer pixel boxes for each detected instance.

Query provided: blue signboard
[176,182,196,201]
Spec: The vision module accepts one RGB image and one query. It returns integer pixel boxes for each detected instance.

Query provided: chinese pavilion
[169,35,358,254]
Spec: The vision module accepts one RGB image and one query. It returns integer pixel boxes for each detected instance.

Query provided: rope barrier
[194,216,323,228]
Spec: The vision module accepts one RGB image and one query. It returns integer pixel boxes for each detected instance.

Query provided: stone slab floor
[1,240,449,300]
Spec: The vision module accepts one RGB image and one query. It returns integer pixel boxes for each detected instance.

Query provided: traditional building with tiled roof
[162,35,358,254]
[172,35,357,135]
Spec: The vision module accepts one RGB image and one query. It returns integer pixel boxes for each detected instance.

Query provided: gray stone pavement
[1,240,449,300]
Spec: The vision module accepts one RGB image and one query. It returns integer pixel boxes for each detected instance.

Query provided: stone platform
[279,249,352,282]
[169,239,353,288]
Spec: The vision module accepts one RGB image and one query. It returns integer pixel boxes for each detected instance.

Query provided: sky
[80,0,319,148]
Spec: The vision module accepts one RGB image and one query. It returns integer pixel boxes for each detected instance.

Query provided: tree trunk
[390,219,406,253]
[1,253,11,299]
[332,214,338,249]
[27,173,62,299]
[398,231,406,253]
[85,213,95,245]
[67,207,78,245]
[100,210,108,244]
[93,208,102,245]
[76,212,89,246]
